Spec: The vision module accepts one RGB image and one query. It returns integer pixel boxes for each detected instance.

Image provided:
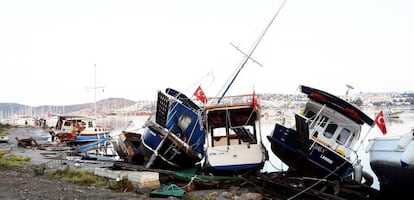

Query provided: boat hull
[56,132,110,143]
[368,135,414,196]
[205,143,266,175]
[112,132,145,164]
[267,123,353,179]
[141,90,205,170]
[141,127,202,170]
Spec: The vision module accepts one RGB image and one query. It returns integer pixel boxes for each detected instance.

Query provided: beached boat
[383,108,404,119]
[366,128,414,196]
[267,85,375,182]
[140,88,206,170]
[203,94,268,175]
[0,135,9,143]
[111,120,146,164]
[50,115,111,142]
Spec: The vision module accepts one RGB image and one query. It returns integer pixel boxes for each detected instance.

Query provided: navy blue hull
[267,123,353,180]
[141,89,205,170]
[370,160,414,198]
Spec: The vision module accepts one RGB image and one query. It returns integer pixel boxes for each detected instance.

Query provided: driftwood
[15,137,39,148]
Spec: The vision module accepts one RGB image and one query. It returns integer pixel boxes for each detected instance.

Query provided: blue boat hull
[142,90,205,170]
[75,134,109,142]
[267,123,353,180]
[77,139,110,152]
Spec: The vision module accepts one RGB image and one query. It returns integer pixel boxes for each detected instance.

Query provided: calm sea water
[103,106,414,190]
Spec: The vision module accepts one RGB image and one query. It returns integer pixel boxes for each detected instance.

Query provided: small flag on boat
[375,110,387,135]
[252,89,258,111]
[194,86,208,104]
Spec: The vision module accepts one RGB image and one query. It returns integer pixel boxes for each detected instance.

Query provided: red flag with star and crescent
[375,110,387,135]
[194,86,208,104]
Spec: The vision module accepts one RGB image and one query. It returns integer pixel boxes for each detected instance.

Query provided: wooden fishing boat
[111,120,146,164]
[50,115,111,143]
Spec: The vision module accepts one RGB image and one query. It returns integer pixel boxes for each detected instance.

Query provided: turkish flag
[194,86,208,104]
[375,110,387,135]
[252,90,258,111]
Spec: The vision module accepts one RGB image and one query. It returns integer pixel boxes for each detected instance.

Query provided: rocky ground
[0,127,262,200]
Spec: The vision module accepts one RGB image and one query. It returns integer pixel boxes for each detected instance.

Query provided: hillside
[0,98,151,117]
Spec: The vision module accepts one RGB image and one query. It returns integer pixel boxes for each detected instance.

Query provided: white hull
[368,136,404,163]
[205,143,266,173]
[367,130,414,195]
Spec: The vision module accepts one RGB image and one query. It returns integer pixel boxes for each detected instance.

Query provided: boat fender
[353,159,362,183]
[398,131,414,149]
[400,141,414,167]
[361,170,373,186]
[335,148,345,157]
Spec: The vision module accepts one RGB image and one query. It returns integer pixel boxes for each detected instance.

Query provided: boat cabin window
[323,122,337,139]
[88,121,93,128]
[178,114,192,133]
[211,127,238,146]
[305,111,316,119]
[336,128,351,145]
[306,111,329,129]
[306,111,329,138]
[345,132,355,147]
[64,121,71,126]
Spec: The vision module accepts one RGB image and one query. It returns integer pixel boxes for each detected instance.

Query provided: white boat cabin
[301,101,360,158]
[52,115,110,135]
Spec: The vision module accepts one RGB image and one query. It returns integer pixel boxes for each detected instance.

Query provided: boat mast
[217,0,288,103]
[86,64,105,119]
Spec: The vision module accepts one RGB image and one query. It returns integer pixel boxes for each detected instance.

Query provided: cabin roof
[301,85,374,127]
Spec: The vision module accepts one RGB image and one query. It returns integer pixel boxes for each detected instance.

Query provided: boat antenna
[217,0,288,103]
[345,84,354,101]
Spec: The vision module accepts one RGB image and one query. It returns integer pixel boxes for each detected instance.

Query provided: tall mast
[217,0,288,103]
[94,64,97,118]
[86,64,105,119]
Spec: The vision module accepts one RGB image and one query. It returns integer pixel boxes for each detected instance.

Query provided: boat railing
[206,94,257,109]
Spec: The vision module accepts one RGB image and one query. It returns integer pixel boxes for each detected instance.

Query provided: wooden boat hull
[112,132,145,164]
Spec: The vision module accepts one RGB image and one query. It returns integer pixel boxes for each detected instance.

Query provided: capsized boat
[111,120,146,165]
[367,128,414,196]
[141,88,206,170]
[267,85,375,181]
[203,94,268,175]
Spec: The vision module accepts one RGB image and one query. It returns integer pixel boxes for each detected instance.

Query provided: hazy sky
[1,0,413,106]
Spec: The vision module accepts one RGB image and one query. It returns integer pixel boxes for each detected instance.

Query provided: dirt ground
[0,127,158,200]
[0,127,241,200]
[0,168,146,200]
